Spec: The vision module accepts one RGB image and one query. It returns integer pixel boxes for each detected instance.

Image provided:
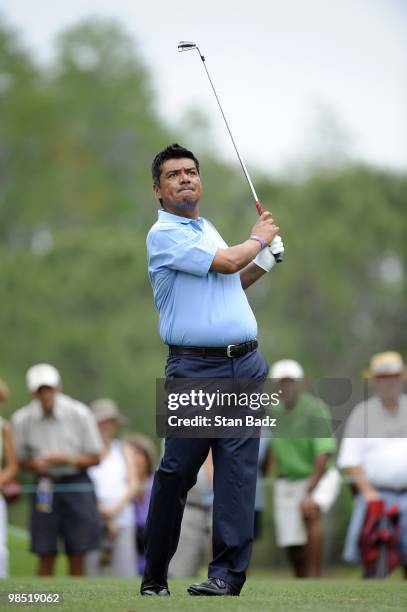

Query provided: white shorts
[273,468,341,548]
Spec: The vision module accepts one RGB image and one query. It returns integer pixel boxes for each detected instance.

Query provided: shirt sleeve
[307,399,335,437]
[313,437,337,456]
[337,436,365,468]
[310,400,337,455]
[11,411,29,461]
[148,225,217,277]
[78,405,103,455]
[312,420,337,456]
[337,404,366,468]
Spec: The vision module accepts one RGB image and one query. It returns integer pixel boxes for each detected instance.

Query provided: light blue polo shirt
[147,210,258,346]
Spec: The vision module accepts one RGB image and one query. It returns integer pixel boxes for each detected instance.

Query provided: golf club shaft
[179,42,282,262]
[199,57,263,213]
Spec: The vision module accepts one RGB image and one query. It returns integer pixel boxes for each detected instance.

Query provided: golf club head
[178,41,197,52]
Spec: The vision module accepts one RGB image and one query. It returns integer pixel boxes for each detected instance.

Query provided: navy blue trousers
[143,349,268,593]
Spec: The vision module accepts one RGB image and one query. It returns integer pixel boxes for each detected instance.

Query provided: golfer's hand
[251,211,279,246]
[300,494,320,519]
[270,235,284,256]
[253,236,285,272]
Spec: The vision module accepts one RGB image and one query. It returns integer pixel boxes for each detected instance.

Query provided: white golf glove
[253,235,284,272]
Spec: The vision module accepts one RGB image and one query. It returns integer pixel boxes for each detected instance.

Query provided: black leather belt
[169,340,258,359]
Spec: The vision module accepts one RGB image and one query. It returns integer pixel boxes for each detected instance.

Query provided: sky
[1,0,407,174]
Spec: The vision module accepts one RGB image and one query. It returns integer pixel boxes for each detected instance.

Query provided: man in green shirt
[269,359,340,577]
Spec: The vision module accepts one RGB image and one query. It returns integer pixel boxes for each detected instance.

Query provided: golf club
[178,40,283,263]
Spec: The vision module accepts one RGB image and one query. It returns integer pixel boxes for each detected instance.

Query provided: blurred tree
[0,19,42,245]
[250,165,407,377]
[0,17,173,245]
[0,16,406,438]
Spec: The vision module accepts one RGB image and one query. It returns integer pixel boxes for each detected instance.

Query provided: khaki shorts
[273,468,341,547]
[168,504,211,578]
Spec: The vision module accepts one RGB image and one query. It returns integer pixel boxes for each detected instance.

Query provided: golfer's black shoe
[140,582,170,596]
[187,577,239,596]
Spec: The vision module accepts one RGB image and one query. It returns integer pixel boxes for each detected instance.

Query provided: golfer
[141,143,283,597]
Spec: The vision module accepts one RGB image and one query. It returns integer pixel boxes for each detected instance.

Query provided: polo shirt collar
[158,209,203,226]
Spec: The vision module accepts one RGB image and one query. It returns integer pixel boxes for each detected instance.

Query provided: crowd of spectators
[0,350,406,579]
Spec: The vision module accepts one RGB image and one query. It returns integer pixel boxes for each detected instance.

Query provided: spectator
[254,436,271,541]
[12,364,102,576]
[125,433,157,576]
[0,379,18,578]
[86,399,138,578]
[337,351,407,578]
[168,451,213,578]
[269,359,340,577]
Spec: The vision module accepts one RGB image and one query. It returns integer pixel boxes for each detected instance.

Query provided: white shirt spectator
[337,394,407,489]
[88,439,133,528]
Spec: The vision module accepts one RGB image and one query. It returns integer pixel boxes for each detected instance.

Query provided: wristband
[249,235,266,250]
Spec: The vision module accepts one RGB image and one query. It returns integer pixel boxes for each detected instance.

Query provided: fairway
[1,578,406,612]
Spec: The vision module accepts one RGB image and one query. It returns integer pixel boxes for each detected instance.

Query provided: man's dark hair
[151,143,200,187]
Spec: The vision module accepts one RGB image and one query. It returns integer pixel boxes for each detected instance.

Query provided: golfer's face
[154,158,201,206]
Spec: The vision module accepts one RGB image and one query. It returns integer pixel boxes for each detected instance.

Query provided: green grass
[5,528,407,611]
[0,578,406,612]
[8,527,69,577]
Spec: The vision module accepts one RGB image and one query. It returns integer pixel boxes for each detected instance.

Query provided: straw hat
[362,351,407,379]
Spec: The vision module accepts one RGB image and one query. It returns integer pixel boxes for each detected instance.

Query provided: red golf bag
[359,499,401,578]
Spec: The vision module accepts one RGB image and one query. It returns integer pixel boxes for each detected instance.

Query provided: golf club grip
[255,201,264,215]
[255,201,284,263]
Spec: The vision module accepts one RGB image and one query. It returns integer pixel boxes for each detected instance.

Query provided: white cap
[269,359,304,381]
[26,364,61,393]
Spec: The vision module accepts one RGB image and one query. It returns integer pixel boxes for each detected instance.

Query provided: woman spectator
[86,399,138,577]
[125,433,157,576]
[0,379,18,578]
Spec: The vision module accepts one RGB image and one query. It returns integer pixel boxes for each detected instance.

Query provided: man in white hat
[12,364,102,576]
[338,351,407,577]
[268,359,340,577]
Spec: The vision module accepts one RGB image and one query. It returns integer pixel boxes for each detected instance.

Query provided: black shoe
[140,582,170,596]
[187,577,239,596]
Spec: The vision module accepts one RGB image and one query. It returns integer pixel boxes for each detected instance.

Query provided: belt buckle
[226,344,238,358]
